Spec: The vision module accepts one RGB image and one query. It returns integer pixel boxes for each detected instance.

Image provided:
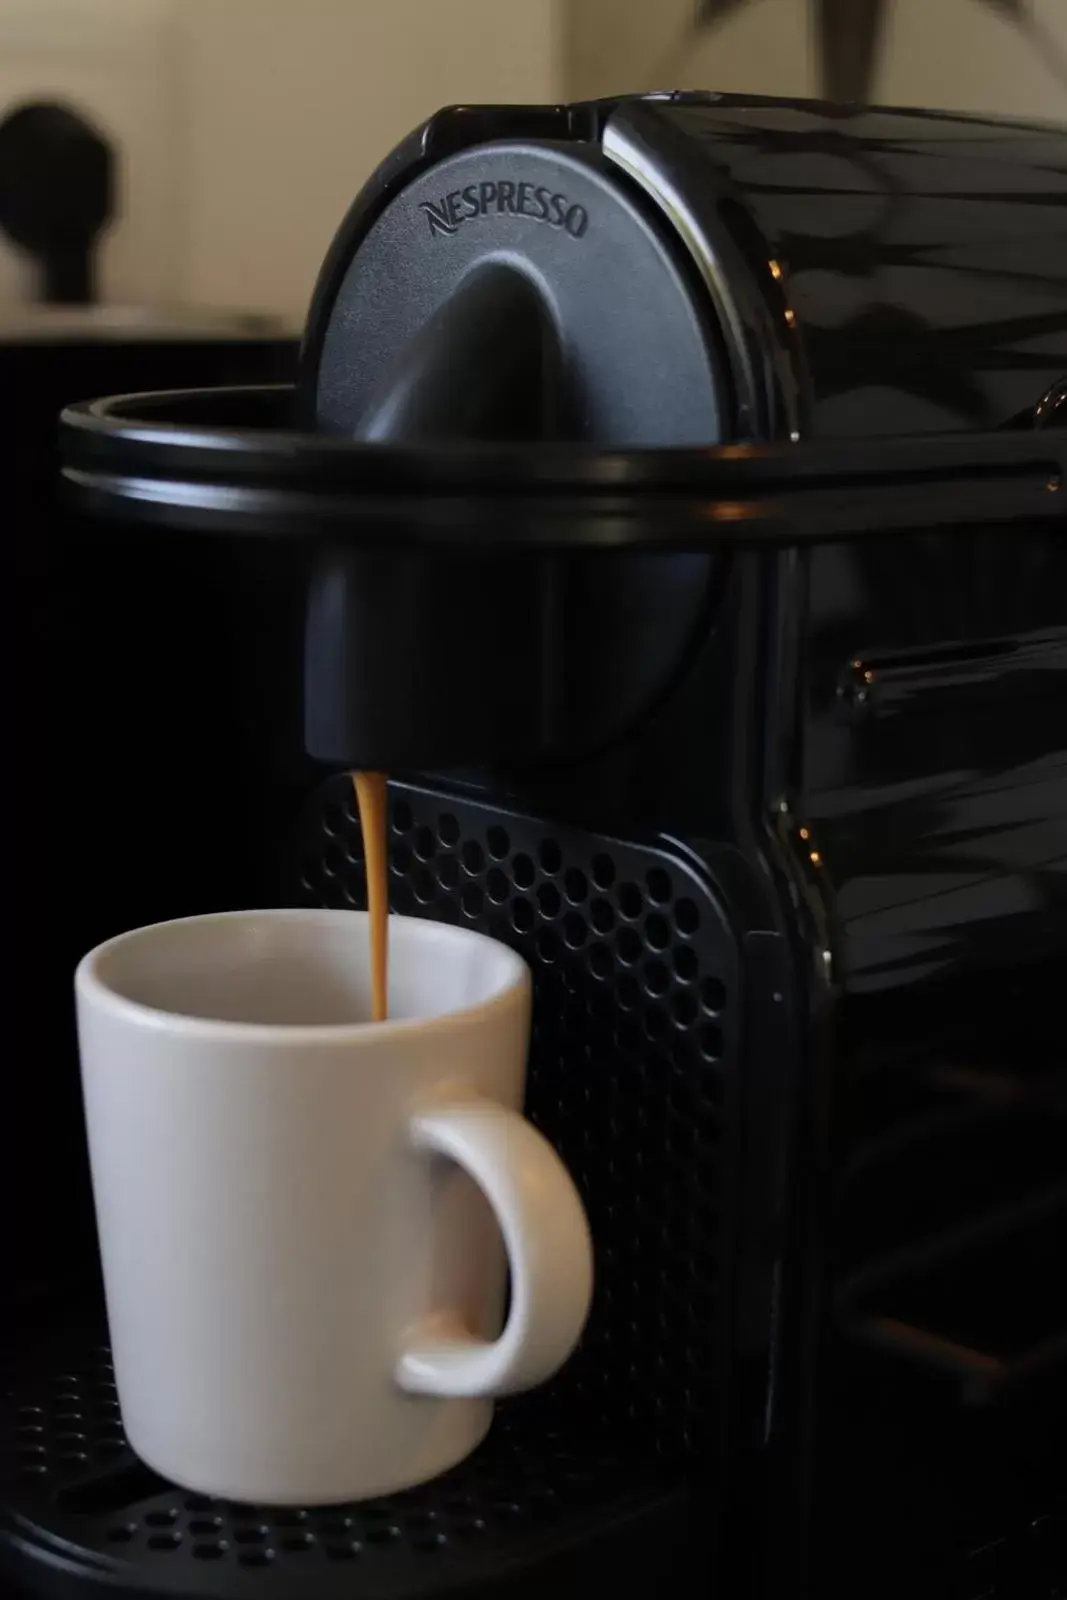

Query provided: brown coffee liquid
[352,772,389,1022]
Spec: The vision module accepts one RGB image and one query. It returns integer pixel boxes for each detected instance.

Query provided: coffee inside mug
[89,909,522,1027]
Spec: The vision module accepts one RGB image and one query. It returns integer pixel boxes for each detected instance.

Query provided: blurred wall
[5,1,1065,321]
[878,0,1067,119]
[566,0,1067,121]
[1,0,561,320]
[0,0,179,308]
[174,0,561,321]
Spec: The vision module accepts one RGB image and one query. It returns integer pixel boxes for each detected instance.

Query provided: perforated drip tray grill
[297,777,739,1460]
[0,1322,687,1599]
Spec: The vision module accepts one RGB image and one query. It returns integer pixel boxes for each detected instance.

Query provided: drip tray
[1,1318,694,1599]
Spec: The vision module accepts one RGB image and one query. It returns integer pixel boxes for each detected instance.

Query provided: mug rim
[75,907,529,1044]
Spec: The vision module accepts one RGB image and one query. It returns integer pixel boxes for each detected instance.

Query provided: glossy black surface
[791,519,1067,1595]
[653,94,1067,438]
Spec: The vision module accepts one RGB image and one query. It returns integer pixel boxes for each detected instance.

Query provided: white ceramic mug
[75,909,593,1505]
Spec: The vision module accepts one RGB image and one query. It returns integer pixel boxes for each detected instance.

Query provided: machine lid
[308,141,731,449]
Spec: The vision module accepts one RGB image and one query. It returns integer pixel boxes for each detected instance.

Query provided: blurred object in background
[696,0,1067,104]
[567,0,1067,118]
[0,99,113,305]
[0,0,181,313]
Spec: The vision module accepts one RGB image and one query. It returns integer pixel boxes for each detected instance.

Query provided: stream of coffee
[352,772,390,1023]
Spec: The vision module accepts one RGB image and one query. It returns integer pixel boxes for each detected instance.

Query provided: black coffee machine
[4,93,1066,1600]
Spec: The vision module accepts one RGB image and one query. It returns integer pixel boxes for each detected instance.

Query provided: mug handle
[396,1101,593,1399]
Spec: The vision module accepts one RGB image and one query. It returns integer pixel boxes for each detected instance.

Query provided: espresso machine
[3,92,1066,1600]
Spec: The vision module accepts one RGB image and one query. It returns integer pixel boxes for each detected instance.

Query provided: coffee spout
[304,266,569,770]
[354,264,566,444]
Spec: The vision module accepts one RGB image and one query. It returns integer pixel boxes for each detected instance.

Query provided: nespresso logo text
[418,179,589,240]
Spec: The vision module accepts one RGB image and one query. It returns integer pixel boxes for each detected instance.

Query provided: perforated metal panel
[298,777,740,1459]
[0,1324,679,1595]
